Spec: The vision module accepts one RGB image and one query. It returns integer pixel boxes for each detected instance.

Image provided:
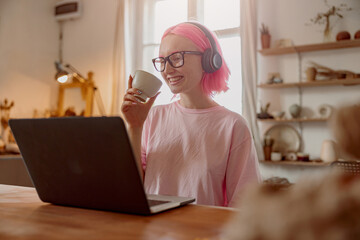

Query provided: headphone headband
[187,22,222,73]
[188,22,219,53]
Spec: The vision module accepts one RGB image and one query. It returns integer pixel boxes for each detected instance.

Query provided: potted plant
[260,23,271,49]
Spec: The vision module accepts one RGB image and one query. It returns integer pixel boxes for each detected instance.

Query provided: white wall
[0,0,121,118]
[0,0,58,118]
[60,0,120,115]
[257,0,360,181]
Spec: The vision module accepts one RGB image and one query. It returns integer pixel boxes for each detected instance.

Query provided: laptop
[9,117,195,215]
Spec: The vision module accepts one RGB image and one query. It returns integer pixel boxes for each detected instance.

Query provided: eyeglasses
[152,51,203,72]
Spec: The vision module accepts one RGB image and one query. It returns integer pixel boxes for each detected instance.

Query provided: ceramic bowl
[271,111,285,119]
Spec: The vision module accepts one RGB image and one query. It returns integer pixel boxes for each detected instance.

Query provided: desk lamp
[54,61,105,116]
[55,61,87,83]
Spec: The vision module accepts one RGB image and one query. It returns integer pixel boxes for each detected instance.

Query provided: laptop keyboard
[148,199,170,207]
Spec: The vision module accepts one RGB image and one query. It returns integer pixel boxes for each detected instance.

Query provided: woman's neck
[178,93,219,109]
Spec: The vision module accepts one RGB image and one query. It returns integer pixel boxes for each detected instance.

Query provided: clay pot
[355,30,360,39]
[336,31,351,41]
[261,34,271,49]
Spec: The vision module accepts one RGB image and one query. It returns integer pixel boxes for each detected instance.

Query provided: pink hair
[161,22,230,96]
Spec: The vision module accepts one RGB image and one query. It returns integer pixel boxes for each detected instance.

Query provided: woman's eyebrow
[158,51,182,58]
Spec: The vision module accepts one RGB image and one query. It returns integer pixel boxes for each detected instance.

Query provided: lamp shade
[55,61,70,83]
[55,70,70,83]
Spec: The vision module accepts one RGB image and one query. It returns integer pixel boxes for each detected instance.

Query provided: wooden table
[0,184,235,239]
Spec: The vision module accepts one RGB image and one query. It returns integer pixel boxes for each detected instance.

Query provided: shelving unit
[258,39,360,56]
[258,118,328,123]
[258,40,360,166]
[258,78,360,88]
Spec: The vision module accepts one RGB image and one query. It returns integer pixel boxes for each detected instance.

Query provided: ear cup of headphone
[212,52,222,71]
[202,48,214,73]
[202,48,222,73]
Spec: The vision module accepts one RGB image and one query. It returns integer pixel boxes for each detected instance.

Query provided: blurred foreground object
[331,161,360,176]
[223,172,360,240]
[263,177,292,191]
[223,102,360,240]
[332,104,360,159]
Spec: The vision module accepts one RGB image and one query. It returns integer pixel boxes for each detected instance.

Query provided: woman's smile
[167,75,184,86]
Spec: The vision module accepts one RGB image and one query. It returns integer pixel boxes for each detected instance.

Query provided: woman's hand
[121,75,160,128]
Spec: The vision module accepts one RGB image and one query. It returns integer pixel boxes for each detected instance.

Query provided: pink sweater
[141,101,261,207]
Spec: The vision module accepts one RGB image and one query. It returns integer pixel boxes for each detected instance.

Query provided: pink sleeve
[141,111,152,171]
[225,122,261,207]
[141,138,147,171]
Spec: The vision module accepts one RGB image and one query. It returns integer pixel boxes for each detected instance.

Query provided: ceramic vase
[289,104,301,118]
[320,140,337,163]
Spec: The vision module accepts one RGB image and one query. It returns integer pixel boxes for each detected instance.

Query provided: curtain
[110,0,126,115]
[240,0,264,160]
[110,0,144,115]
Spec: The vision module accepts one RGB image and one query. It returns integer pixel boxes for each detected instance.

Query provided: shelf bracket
[295,50,304,141]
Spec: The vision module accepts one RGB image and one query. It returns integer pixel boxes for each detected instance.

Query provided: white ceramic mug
[271,152,282,161]
[132,70,162,101]
[320,140,337,163]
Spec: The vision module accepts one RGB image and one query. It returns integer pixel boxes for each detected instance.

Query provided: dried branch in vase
[259,23,269,35]
[307,0,352,42]
[259,23,271,49]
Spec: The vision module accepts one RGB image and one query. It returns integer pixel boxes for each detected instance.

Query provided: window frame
[142,0,241,55]
[140,0,242,112]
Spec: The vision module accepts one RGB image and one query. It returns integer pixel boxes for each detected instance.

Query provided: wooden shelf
[258,39,360,56]
[260,160,331,167]
[258,78,360,89]
[258,118,328,123]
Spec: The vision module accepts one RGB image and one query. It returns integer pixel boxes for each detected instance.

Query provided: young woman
[121,22,261,207]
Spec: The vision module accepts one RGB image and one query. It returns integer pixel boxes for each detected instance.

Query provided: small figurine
[0,98,19,154]
[0,99,14,130]
[257,102,274,119]
[267,72,283,84]
[64,107,77,116]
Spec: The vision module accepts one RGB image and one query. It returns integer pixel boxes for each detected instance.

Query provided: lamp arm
[65,64,87,80]
[94,87,106,116]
